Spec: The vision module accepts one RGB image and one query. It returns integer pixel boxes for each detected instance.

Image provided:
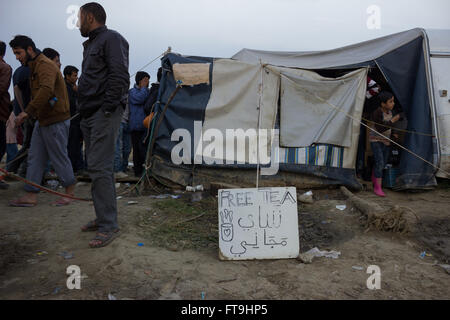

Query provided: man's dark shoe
[75,169,89,178]
[0,180,10,189]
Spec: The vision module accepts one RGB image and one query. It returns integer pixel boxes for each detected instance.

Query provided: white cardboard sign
[218,187,299,260]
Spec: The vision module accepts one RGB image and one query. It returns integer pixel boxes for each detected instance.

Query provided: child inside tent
[369,91,400,196]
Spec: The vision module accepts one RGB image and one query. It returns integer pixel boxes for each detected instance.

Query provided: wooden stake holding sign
[218,187,299,260]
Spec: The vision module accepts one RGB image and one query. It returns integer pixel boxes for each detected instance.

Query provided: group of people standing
[0,45,84,181]
[0,2,154,248]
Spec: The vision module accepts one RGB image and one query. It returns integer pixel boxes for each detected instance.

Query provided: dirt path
[0,179,449,300]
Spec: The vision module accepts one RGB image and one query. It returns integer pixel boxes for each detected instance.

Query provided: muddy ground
[0,177,449,300]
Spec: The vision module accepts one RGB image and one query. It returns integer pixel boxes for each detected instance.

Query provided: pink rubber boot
[373,178,386,197]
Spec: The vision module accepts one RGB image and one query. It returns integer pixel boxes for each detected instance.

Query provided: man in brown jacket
[0,40,12,189]
[8,35,76,207]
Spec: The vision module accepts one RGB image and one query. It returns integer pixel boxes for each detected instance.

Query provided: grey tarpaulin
[232,29,425,69]
[279,68,367,148]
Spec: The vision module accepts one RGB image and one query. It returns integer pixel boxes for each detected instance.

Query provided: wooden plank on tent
[209,182,242,196]
[73,175,141,183]
[173,63,210,86]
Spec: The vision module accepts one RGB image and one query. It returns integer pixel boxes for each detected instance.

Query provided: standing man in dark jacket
[64,65,84,175]
[0,41,12,189]
[42,48,62,70]
[77,2,130,248]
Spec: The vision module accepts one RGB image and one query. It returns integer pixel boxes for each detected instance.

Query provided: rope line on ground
[0,167,92,201]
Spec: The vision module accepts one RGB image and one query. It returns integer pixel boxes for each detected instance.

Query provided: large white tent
[147,28,447,190]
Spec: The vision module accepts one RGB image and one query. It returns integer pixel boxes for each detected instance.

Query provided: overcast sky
[1,0,449,95]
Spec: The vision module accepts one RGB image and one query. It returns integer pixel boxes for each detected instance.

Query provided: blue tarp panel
[153,54,213,160]
[375,38,436,189]
[324,36,436,189]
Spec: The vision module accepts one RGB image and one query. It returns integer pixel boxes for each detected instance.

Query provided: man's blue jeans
[114,122,131,173]
[6,143,18,171]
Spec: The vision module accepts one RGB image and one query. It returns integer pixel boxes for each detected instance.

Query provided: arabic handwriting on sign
[230,242,247,255]
[238,215,255,229]
[258,206,269,229]
[230,232,259,256]
[258,206,282,229]
[263,230,288,248]
[272,210,282,228]
[242,232,258,248]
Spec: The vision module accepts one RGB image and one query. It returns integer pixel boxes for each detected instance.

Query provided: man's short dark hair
[9,35,36,51]
[0,41,6,56]
[378,91,394,103]
[136,71,150,85]
[63,65,79,78]
[81,2,107,24]
[42,48,60,60]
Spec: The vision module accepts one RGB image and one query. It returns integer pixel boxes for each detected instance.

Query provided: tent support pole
[421,30,441,172]
[256,62,264,189]
[146,85,181,168]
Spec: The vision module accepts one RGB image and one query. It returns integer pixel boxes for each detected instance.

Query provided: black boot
[0,180,9,189]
